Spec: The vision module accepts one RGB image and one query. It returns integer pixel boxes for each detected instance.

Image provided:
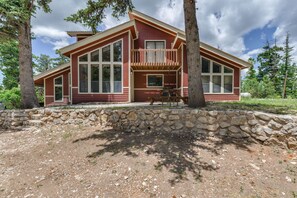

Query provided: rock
[208,111,218,117]
[287,137,297,149]
[185,121,195,128]
[249,163,260,170]
[175,122,184,130]
[88,113,97,122]
[240,125,251,133]
[285,176,292,182]
[207,116,217,124]
[168,115,179,120]
[155,118,164,127]
[159,113,167,119]
[207,124,219,131]
[268,120,282,130]
[110,113,120,122]
[219,129,227,136]
[248,120,258,126]
[197,117,208,124]
[231,116,247,125]
[127,112,137,121]
[220,122,231,128]
[254,112,271,121]
[273,115,293,124]
[228,126,241,133]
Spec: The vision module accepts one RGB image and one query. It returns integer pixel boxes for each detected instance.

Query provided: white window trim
[54,75,63,102]
[201,56,234,94]
[77,39,124,94]
[146,74,164,88]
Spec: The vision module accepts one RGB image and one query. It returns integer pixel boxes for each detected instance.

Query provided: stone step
[28,120,44,127]
[31,114,43,120]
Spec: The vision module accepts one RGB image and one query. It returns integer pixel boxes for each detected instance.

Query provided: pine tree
[0,0,52,108]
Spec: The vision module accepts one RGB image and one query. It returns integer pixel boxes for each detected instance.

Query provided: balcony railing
[131,49,180,69]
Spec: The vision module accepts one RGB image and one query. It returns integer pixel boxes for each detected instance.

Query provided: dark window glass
[213,63,221,73]
[102,64,111,93]
[212,76,221,93]
[202,76,210,93]
[102,46,111,62]
[224,66,233,73]
[55,77,62,85]
[202,58,210,73]
[55,87,62,101]
[91,50,99,62]
[113,65,122,93]
[79,64,88,93]
[91,64,99,92]
[113,41,122,62]
[224,76,233,93]
[148,75,163,87]
[79,54,88,62]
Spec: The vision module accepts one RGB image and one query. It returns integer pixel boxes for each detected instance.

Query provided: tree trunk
[18,18,40,109]
[282,70,288,99]
[183,0,206,108]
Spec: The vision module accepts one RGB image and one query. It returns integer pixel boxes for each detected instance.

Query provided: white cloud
[31,0,297,62]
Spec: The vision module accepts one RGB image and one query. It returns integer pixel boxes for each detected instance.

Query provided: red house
[34,10,250,107]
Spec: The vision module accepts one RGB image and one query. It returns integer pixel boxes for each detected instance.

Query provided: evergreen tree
[0,40,20,89]
[52,50,70,67]
[257,40,283,94]
[0,0,52,108]
[242,58,258,97]
[280,33,295,98]
[34,54,53,73]
[66,0,206,108]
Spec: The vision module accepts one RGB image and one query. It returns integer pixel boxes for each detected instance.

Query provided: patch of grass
[208,98,297,115]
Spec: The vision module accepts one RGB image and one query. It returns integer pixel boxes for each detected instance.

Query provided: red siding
[45,69,70,106]
[72,88,129,103]
[133,20,176,49]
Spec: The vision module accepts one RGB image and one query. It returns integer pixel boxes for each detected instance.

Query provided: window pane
[55,77,62,85]
[155,41,165,49]
[102,46,111,62]
[79,64,88,93]
[79,54,88,62]
[91,50,99,62]
[55,87,62,101]
[224,66,233,73]
[213,63,221,73]
[202,76,210,93]
[202,58,210,73]
[113,41,122,62]
[148,75,163,87]
[102,64,111,93]
[212,76,221,93]
[114,65,122,93]
[224,76,233,93]
[91,64,99,93]
[146,41,165,63]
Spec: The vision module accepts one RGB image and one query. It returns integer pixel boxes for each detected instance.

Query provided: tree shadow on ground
[73,129,255,185]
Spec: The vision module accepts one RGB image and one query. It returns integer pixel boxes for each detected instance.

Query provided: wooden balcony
[131,49,180,70]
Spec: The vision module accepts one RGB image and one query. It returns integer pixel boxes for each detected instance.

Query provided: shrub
[0,87,21,109]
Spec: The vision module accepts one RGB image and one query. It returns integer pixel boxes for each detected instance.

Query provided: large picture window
[54,76,63,102]
[78,40,123,94]
[201,57,234,94]
[147,74,163,87]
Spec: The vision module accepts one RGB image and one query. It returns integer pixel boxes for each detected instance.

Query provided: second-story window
[145,41,165,63]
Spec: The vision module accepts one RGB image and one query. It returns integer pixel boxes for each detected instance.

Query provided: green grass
[208,98,297,115]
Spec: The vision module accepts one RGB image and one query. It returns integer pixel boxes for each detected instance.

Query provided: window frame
[77,39,123,94]
[146,74,164,88]
[200,56,234,94]
[54,75,63,102]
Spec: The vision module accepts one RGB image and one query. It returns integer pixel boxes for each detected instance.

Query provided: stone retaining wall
[1,108,297,149]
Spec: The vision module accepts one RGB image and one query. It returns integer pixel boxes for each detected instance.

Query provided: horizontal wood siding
[134,20,176,49]
[72,88,129,104]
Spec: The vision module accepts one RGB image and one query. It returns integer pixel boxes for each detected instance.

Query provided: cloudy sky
[30,0,297,66]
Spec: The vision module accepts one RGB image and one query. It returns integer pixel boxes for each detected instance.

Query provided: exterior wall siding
[133,20,176,49]
[44,69,70,106]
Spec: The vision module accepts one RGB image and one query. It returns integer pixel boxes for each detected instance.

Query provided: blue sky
[2,0,297,84]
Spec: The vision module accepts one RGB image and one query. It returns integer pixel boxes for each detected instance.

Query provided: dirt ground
[0,125,296,198]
